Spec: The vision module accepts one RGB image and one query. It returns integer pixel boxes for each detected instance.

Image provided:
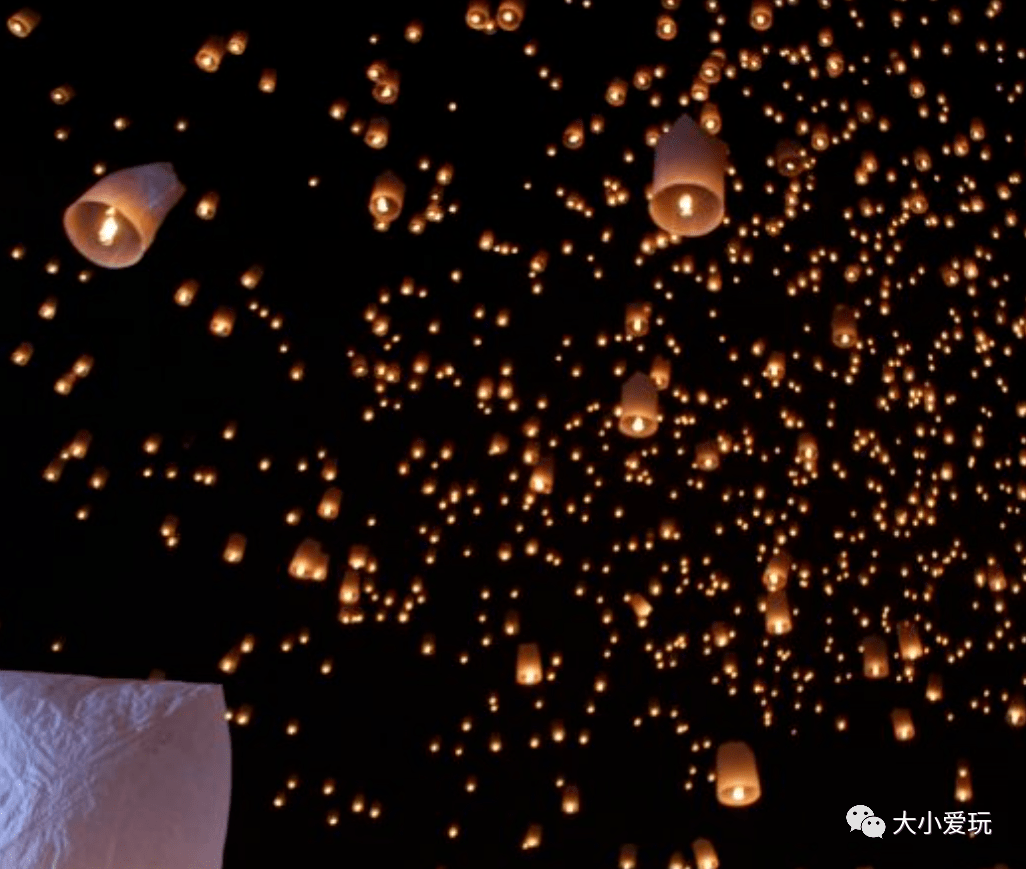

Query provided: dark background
[0,1,1024,867]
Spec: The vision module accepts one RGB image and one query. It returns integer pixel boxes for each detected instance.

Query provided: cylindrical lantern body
[763,553,791,591]
[497,0,525,30]
[765,589,792,634]
[63,163,185,269]
[195,36,226,72]
[831,304,858,347]
[619,373,659,437]
[1008,692,1026,727]
[529,456,554,494]
[625,301,651,336]
[750,0,772,30]
[650,356,671,390]
[926,673,943,702]
[516,642,543,685]
[891,708,914,741]
[715,741,760,806]
[695,440,720,471]
[650,114,727,237]
[692,838,719,869]
[955,761,972,802]
[561,784,580,814]
[223,533,247,563]
[370,171,405,222]
[863,635,890,678]
[7,7,40,36]
[897,620,923,661]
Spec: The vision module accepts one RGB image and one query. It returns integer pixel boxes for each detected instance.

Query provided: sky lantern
[891,708,915,741]
[618,372,659,438]
[369,171,405,223]
[749,0,772,31]
[831,304,858,348]
[625,301,652,336]
[896,620,923,661]
[954,761,972,803]
[63,163,185,268]
[715,741,760,806]
[516,642,543,685]
[863,636,890,679]
[764,589,792,635]
[691,838,719,869]
[7,7,39,36]
[649,114,728,237]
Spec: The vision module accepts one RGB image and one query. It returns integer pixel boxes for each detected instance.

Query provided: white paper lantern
[63,162,185,268]
[619,372,659,437]
[0,669,231,868]
[649,114,728,237]
[715,740,761,806]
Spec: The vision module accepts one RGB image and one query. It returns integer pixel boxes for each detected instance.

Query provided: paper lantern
[369,171,405,223]
[209,306,236,337]
[63,163,185,269]
[195,36,226,72]
[625,301,652,336]
[831,304,858,347]
[529,456,555,494]
[863,635,890,678]
[925,673,943,701]
[50,84,75,104]
[749,0,772,30]
[715,741,761,806]
[522,824,542,849]
[289,538,329,581]
[516,642,543,685]
[258,68,277,93]
[695,440,720,471]
[1007,692,1026,727]
[619,845,638,869]
[891,708,915,741]
[0,670,231,868]
[226,31,248,54]
[497,0,525,30]
[954,761,972,802]
[223,533,247,563]
[318,486,343,519]
[365,117,390,149]
[650,355,671,390]
[196,191,220,219]
[897,620,923,661]
[561,784,580,814]
[774,139,807,177]
[764,589,792,635]
[699,102,722,135]
[763,553,791,591]
[340,569,361,604]
[649,114,728,237]
[466,0,489,29]
[606,79,629,106]
[6,7,39,36]
[619,372,659,438]
[373,70,400,104]
[692,838,719,869]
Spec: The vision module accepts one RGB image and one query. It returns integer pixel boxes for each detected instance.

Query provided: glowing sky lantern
[649,114,728,237]
[62,163,185,268]
[618,372,659,438]
[715,741,760,806]
[516,642,543,685]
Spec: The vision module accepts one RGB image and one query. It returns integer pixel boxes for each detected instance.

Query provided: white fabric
[0,670,231,869]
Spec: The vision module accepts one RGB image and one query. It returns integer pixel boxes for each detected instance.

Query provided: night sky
[1,1,1024,867]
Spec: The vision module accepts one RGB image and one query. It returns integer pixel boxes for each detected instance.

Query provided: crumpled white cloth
[0,670,231,869]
